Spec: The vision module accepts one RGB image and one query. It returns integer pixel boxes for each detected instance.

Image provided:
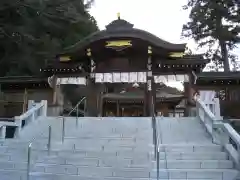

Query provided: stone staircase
[0,116,239,180]
[30,117,153,180]
[151,117,239,180]
[0,117,154,180]
[152,144,237,179]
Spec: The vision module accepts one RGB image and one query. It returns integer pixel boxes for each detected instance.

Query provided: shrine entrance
[104,103,144,117]
[41,14,209,117]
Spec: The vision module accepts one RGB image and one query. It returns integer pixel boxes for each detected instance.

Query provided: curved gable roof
[64,18,186,54]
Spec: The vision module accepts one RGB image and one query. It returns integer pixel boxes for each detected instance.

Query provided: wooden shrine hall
[40,14,209,117]
[195,72,240,119]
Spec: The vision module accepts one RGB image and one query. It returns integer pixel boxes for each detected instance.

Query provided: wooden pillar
[146,46,153,117]
[116,101,120,117]
[144,86,147,116]
[52,75,57,105]
[152,75,156,115]
[184,73,194,116]
[96,85,104,117]
[86,78,98,117]
[86,48,98,117]
[22,88,28,113]
[121,107,125,117]
[98,92,103,117]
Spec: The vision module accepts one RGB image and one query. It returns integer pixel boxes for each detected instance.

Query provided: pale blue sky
[89,0,240,90]
[90,0,191,46]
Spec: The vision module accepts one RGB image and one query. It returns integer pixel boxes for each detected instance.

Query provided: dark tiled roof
[63,18,186,54]
[0,76,47,83]
[197,72,240,80]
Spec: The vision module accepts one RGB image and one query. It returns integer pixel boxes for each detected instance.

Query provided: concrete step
[155,152,228,160]
[0,160,38,171]
[50,149,151,160]
[159,144,223,152]
[31,166,151,178]
[0,149,150,163]
[153,160,233,169]
[0,153,39,162]
[61,136,151,142]
[0,169,26,180]
[30,172,150,180]
[0,144,151,155]
[47,142,152,152]
[35,156,151,168]
[151,169,239,179]
[152,179,229,180]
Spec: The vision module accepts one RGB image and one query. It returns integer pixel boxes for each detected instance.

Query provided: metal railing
[27,97,87,180]
[27,143,32,180]
[62,97,86,143]
[27,125,52,180]
[151,97,164,180]
[151,99,160,180]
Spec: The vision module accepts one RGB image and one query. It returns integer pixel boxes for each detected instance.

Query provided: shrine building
[40,14,209,117]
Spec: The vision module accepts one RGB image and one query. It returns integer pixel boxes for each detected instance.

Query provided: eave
[155,56,210,74]
[196,72,240,87]
[0,76,50,90]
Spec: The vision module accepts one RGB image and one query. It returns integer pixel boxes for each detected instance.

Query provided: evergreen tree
[0,0,98,76]
[182,0,240,72]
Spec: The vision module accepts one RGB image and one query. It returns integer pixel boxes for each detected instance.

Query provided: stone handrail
[199,90,221,118]
[0,100,47,139]
[196,98,220,136]
[196,98,240,167]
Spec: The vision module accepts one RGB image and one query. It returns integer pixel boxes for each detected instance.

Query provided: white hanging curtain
[176,75,185,82]
[120,73,129,83]
[57,77,86,85]
[104,73,112,83]
[138,72,147,83]
[95,73,104,83]
[184,74,190,82]
[113,73,121,83]
[158,75,167,84]
[129,72,138,83]
[167,75,176,81]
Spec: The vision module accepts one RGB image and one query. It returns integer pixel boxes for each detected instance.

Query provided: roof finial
[117,12,120,20]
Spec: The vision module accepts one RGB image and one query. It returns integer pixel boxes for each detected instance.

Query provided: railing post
[213,98,221,118]
[237,143,240,168]
[0,126,6,139]
[155,120,158,160]
[47,126,52,155]
[42,100,48,117]
[152,116,156,143]
[27,143,32,180]
[76,105,78,128]
[62,117,65,143]
[84,98,87,117]
[27,100,35,110]
[155,130,158,160]
[31,110,35,122]
[152,109,157,159]
[151,97,157,159]
[156,147,160,180]
[14,116,22,138]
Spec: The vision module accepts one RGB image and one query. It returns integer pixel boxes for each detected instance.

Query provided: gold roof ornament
[106,40,132,47]
[59,56,71,62]
[117,12,120,19]
[87,48,91,57]
[148,46,152,55]
[169,52,185,58]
